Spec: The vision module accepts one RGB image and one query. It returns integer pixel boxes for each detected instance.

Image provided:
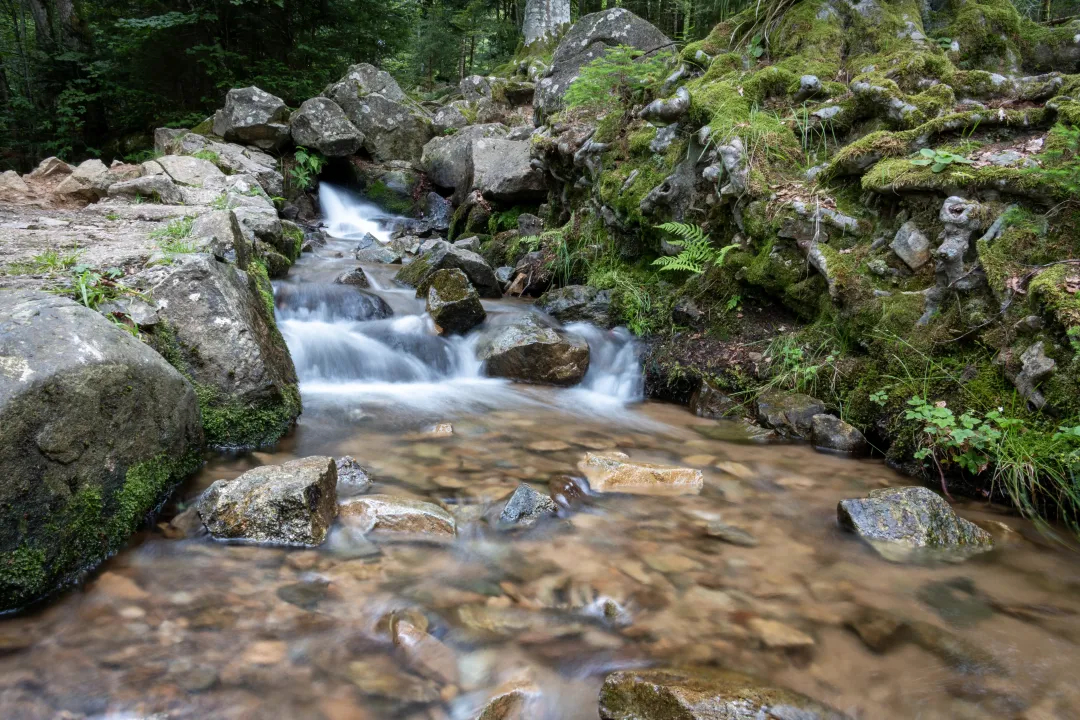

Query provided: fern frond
[716,243,740,267]
[655,222,707,244]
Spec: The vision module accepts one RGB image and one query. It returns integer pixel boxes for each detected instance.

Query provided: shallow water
[2,186,1079,719]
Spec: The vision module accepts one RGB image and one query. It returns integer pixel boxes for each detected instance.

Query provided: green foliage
[652,222,739,274]
[564,45,670,112]
[192,149,220,165]
[3,248,82,275]
[748,33,767,59]
[911,147,974,173]
[288,147,326,191]
[150,216,197,253]
[1025,123,1080,198]
[69,265,130,310]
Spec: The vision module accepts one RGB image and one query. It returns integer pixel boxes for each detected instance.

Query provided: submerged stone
[340,494,456,539]
[498,483,557,529]
[578,451,704,495]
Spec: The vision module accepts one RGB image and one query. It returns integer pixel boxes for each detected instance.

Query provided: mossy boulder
[425,268,486,335]
[536,285,613,326]
[755,391,827,438]
[0,291,202,611]
[476,314,590,386]
[396,240,503,298]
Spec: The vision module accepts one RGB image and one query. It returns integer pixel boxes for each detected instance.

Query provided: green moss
[366,180,415,215]
[1029,264,1080,330]
[190,117,214,136]
[196,382,301,449]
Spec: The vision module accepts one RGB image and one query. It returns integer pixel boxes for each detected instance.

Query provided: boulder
[891,221,931,270]
[197,456,338,546]
[0,291,201,611]
[335,267,370,288]
[498,483,557,529]
[599,668,851,720]
[213,87,291,151]
[324,81,432,163]
[29,156,74,179]
[106,174,184,205]
[0,170,29,195]
[578,451,703,495]
[471,138,546,201]
[168,135,284,196]
[476,314,589,386]
[425,268,487,335]
[290,97,364,156]
[339,495,456,539]
[233,205,287,258]
[534,9,671,120]
[838,486,994,562]
[189,210,249,267]
[156,154,225,187]
[811,414,868,454]
[689,379,739,419]
[154,127,186,154]
[325,63,410,104]
[536,285,613,326]
[336,456,372,495]
[421,124,508,201]
[755,391,826,438]
[517,213,544,238]
[134,254,300,448]
[396,240,502,298]
[432,105,469,134]
[53,158,110,203]
[453,236,481,253]
[417,191,452,234]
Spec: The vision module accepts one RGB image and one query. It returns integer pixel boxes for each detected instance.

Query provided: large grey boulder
[420,124,508,201]
[471,138,546,201]
[134,254,300,448]
[189,210,250,267]
[534,9,671,120]
[213,87,291,151]
[599,668,851,720]
[290,97,364,156]
[0,291,201,611]
[838,486,994,562]
[425,268,486,335]
[198,456,337,546]
[325,63,409,104]
[396,240,502,298]
[166,133,285,196]
[157,155,225,187]
[536,285,613,326]
[107,174,183,205]
[53,159,110,203]
[324,77,432,163]
[523,0,571,48]
[476,314,590,386]
[811,414,868,454]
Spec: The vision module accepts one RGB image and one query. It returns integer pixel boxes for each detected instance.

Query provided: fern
[652,222,739,274]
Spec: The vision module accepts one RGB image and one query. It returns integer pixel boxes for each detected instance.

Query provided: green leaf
[911,158,934,166]
[920,148,937,158]
[931,162,949,173]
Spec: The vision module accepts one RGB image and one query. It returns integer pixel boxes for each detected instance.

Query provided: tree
[522,0,568,47]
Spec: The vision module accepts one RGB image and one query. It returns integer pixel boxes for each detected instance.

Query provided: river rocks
[471,138,546,201]
[755,391,827,438]
[811,414,868,454]
[476,314,589,385]
[578,451,704,495]
[598,668,850,720]
[534,9,671,120]
[213,86,291,151]
[425,268,487,335]
[536,285,613,326]
[846,606,1003,674]
[335,456,372,495]
[334,267,370,288]
[838,486,994,562]
[396,239,502,298]
[340,495,456,538]
[392,620,459,685]
[197,456,338,546]
[0,291,201,611]
[290,97,364,156]
[54,158,110,203]
[421,124,508,201]
[498,483,557,529]
[156,155,225,187]
[689,379,739,419]
[706,521,759,547]
[134,254,300,448]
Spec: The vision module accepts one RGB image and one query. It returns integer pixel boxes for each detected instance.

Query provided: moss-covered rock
[424,268,487,335]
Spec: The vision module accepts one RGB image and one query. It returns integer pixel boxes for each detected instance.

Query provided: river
[1,185,1078,719]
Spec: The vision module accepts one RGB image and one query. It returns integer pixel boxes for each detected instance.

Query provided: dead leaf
[1065,274,1080,294]
[1006,276,1027,295]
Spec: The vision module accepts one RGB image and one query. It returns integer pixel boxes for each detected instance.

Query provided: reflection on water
[1,187,1078,719]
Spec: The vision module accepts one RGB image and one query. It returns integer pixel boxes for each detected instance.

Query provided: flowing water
[3,184,1080,719]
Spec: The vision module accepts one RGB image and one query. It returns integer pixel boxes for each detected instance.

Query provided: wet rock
[346,656,441,703]
[549,475,588,509]
[0,291,201,611]
[107,174,184,205]
[340,495,456,538]
[916,577,994,628]
[578,451,703,495]
[705,521,758,547]
[505,251,552,297]
[749,618,815,649]
[290,97,364,156]
[335,267,370,288]
[846,606,907,653]
[891,221,931,270]
[598,668,851,720]
[393,620,459,685]
[476,314,590,386]
[473,678,542,720]
[689,379,739,419]
[838,486,994,562]
[496,266,514,286]
[811,414,868,454]
[277,578,330,610]
[213,86,291,151]
[471,138,546,201]
[156,154,225,187]
[336,456,372,495]
[907,620,1004,674]
[397,239,503,298]
[425,268,487,335]
[755,391,827,438]
[498,484,557,529]
[535,285,613,326]
[197,456,338,546]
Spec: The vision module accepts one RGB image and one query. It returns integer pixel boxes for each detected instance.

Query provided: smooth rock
[340,495,456,538]
[476,314,589,386]
[335,268,370,288]
[578,451,703,495]
[811,414,868,454]
[393,620,459,685]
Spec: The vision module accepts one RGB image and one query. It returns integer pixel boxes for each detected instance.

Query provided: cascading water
[274,183,644,427]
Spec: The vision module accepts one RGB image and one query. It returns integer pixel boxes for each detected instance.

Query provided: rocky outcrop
[107,174,183,205]
[0,291,201,611]
[578,451,703,495]
[164,132,284,196]
[212,86,291,151]
[197,456,338,545]
[476,314,589,385]
[156,155,225,187]
[290,97,364,156]
[471,138,546,201]
[838,486,994,562]
[396,240,503,298]
[324,66,432,163]
[536,285,613,326]
[424,268,487,335]
[134,254,300,448]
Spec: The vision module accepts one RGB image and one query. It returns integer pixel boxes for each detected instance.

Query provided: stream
[1,185,1079,719]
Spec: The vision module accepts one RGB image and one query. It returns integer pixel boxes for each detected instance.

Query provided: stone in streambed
[689,379,740,419]
[838,486,994,563]
[598,667,851,720]
[340,495,456,539]
[706,521,758,547]
[334,267,370,287]
[535,285,613,327]
[393,619,459,685]
[755,390,826,438]
[811,414,868,454]
[476,314,589,386]
[425,268,486,335]
[474,678,542,720]
[578,451,703,496]
[335,456,372,495]
[197,456,338,546]
[397,239,502,298]
[498,483,557,529]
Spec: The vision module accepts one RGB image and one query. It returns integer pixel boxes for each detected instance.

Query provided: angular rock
[29,156,73,179]
[156,154,225,187]
[689,379,739,419]
[325,81,431,163]
[598,668,850,720]
[1014,340,1056,410]
[396,239,502,298]
[453,236,481,253]
[579,451,703,495]
[290,97,364,156]
[755,391,826,438]
[334,267,370,288]
[811,414,868,454]
[106,174,184,205]
[213,86,291,151]
[476,314,589,385]
[535,285,613,326]
[891,221,931,270]
[197,456,338,546]
[425,268,487,335]
[472,138,546,201]
[325,62,409,104]
[54,159,109,203]
[339,495,456,538]
[0,170,29,195]
[432,104,469,134]
[336,456,372,496]
[0,291,201,611]
[233,205,286,258]
[393,620,459,685]
[498,484,557,529]
[506,251,552,297]
[517,213,543,238]
[189,210,249,266]
[417,191,453,234]
[421,124,508,201]
[154,127,186,154]
[838,486,994,562]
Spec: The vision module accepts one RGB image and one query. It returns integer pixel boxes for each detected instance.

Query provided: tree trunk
[522,0,570,47]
